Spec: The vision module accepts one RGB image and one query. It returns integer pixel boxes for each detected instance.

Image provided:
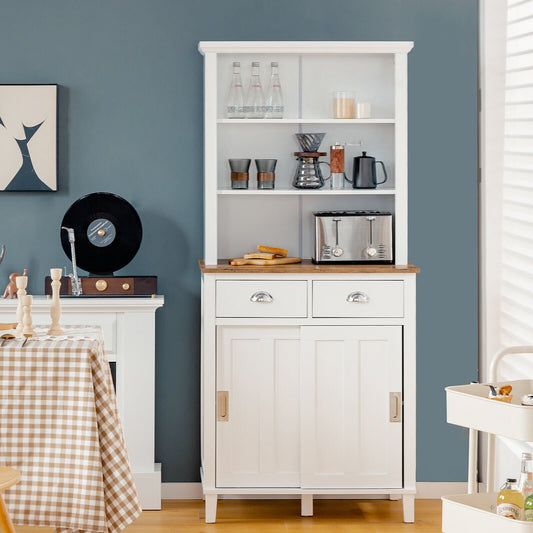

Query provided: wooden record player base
[44,276,157,296]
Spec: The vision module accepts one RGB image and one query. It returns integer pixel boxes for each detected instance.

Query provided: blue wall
[0,0,477,482]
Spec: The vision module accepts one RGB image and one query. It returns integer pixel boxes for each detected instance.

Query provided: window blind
[501,0,533,346]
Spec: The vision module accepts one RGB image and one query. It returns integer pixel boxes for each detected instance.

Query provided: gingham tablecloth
[0,326,141,533]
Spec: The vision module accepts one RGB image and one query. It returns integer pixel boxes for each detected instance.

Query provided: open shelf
[446,380,533,441]
[217,118,396,124]
[442,493,533,532]
[217,188,396,196]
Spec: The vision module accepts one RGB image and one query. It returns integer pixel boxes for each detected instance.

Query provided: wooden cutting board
[229,257,302,266]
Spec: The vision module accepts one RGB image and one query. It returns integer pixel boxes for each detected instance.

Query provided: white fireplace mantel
[0,295,165,510]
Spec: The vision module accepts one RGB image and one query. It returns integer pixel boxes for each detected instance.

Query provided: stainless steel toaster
[313,210,393,263]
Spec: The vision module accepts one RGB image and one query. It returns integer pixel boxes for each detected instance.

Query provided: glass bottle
[265,61,283,119]
[245,61,264,118]
[226,62,245,119]
[497,478,524,520]
[519,452,533,500]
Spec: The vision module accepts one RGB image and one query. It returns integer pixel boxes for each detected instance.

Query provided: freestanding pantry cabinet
[198,41,418,524]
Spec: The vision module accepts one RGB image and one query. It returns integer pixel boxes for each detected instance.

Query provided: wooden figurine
[47,268,64,336]
[15,275,27,337]
[3,269,28,299]
[21,295,35,338]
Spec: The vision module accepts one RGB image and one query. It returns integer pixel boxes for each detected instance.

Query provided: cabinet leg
[402,494,415,523]
[205,494,218,523]
[301,494,313,516]
[389,494,401,501]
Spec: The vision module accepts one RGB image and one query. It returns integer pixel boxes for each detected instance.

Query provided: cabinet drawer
[216,281,307,318]
[312,281,403,318]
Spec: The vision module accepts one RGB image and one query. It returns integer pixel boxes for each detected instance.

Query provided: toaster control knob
[332,247,344,257]
[366,247,377,257]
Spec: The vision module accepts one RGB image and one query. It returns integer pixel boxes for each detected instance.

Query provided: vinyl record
[61,192,142,275]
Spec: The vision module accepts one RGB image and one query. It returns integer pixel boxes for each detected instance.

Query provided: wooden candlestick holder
[21,295,35,338]
[48,268,64,336]
[15,276,27,338]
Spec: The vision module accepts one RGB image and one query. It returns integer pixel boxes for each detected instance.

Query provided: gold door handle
[390,392,402,422]
[217,391,229,421]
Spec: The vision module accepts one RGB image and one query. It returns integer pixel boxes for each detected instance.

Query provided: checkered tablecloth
[0,326,141,533]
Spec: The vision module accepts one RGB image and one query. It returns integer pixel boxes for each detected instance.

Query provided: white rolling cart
[443,346,533,532]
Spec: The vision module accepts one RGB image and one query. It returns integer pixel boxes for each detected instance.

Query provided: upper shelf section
[215,53,396,120]
[198,41,414,55]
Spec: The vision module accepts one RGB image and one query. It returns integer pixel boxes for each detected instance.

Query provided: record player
[44,192,157,296]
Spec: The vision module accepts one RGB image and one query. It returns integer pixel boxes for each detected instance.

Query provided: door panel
[300,325,403,488]
[216,326,300,487]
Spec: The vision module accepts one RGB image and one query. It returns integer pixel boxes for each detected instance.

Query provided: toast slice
[257,245,287,257]
[243,252,276,260]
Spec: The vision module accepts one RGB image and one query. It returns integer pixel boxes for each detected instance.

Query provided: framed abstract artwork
[0,84,57,191]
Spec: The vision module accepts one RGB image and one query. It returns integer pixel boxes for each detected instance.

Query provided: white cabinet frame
[199,41,416,525]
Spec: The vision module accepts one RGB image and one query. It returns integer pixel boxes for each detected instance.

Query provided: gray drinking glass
[255,159,277,189]
[229,159,251,189]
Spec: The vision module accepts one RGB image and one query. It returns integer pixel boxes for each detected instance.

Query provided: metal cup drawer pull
[346,291,369,303]
[250,291,273,303]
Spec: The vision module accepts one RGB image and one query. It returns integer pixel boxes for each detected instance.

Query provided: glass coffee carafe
[292,133,329,189]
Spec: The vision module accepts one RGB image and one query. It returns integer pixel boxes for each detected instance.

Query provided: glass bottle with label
[497,478,524,520]
[226,62,245,119]
[245,61,265,118]
[519,452,533,498]
[265,62,283,118]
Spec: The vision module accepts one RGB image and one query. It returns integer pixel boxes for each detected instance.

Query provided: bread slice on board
[243,252,276,260]
[257,245,287,257]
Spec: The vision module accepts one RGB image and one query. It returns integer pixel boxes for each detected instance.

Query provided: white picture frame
[0,84,57,191]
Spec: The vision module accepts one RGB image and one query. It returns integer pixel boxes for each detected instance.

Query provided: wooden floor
[16,499,443,532]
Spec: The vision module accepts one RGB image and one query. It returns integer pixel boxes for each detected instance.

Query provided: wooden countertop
[199,259,420,274]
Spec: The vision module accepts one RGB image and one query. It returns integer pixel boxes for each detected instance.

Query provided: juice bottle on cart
[519,452,533,521]
[497,478,524,520]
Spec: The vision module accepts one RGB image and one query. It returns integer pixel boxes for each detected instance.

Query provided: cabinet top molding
[198,41,414,55]
[0,295,165,313]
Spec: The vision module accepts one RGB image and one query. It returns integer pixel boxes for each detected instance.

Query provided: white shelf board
[217,118,395,124]
[199,41,414,55]
[217,188,396,196]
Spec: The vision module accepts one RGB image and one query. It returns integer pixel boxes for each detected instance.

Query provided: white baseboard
[415,482,470,499]
[161,482,469,500]
[162,482,204,499]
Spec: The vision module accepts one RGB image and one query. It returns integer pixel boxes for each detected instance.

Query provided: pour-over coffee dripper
[294,133,326,152]
[292,133,329,189]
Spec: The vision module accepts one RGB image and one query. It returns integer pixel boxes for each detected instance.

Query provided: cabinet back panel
[218,196,300,259]
[301,54,395,119]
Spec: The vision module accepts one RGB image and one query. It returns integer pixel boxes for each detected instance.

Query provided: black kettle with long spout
[353,151,388,189]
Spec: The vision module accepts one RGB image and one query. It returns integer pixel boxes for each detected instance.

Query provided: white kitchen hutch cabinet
[198,41,418,524]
